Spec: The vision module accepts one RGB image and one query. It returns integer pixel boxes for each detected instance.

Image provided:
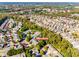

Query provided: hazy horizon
[0,2,79,5]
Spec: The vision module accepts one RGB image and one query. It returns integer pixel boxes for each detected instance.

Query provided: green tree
[40,50,44,55]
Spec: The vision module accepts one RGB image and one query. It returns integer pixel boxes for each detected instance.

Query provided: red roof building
[35,38,48,40]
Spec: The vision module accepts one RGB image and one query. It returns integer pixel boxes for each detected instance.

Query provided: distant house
[0,44,4,48]
[35,52,41,57]
[0,33,5,43]
[71,14,79,17]
[0,19,9,30]
[30,32,41,45]
[32,32,40,38]
[20,40,29,48]
[14,43,22,49]
[13,33,20,42]
[6,32,12,41]
[0,18,14,31]
[30,38,38,45]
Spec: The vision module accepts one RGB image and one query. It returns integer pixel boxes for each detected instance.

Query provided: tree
[25,49,32,57]
[36,45,41,50]
[26,32,32,42]
[71,48,79,57]
[7,48,23,56]
[17,30,23,39]
[40,50,44,55]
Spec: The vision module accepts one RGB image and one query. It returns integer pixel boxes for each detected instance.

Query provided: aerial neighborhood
[0,2,79,57]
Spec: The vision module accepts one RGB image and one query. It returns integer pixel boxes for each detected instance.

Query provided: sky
[0,0,79,2]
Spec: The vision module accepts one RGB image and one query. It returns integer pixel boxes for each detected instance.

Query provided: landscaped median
[7,48,24,56]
